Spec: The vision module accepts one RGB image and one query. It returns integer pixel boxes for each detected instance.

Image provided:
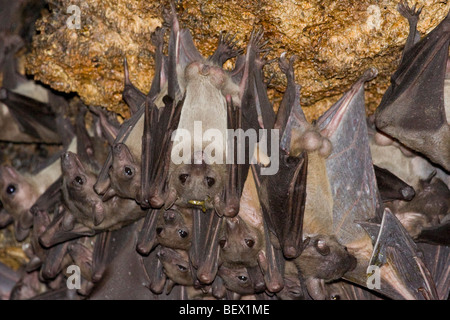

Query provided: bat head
[0,165,36,219]
[61,151,105,226]
[156,206,193,250]
[218,216,264,267]
[108,143,141,200]
[295,235,357,282]
[157,246,194,286]
[217,265,256,295]
[169,161,226,211]
[61,152,96,201]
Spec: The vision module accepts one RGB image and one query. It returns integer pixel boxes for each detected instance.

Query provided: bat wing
[88,221,159,300]
[317,68,382,286]
[368,208,438,300]
[418,243,450,300]
[122,57,146,115]
[0,87,61,144]
[375,11,450,171]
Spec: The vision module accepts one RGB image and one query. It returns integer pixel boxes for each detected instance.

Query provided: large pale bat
[139,4,275,218]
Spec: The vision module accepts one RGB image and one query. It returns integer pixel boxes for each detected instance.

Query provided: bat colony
[0,1,449,300]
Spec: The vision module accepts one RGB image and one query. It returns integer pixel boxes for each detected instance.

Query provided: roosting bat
[39,151,147,247]
[375,2,450,171]
[138,5,275,217]
[94,26,168,203]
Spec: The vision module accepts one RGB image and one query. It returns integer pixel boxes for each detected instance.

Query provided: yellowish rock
[26,0,450,120]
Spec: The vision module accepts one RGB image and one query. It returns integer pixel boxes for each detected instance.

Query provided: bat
[94,26,168,202]
[388,174,449,245]
[375,2,450,171]
[39,151,146,247]
[293,235,357,300]
[138,5,275,217]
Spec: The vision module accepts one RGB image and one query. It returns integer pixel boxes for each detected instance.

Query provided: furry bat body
[375,2,450,171]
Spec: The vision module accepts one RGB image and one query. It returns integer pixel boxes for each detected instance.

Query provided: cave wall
[26,0,450,121]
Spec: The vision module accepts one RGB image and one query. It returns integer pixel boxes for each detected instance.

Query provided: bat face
[217,265,256,295]
[157,246,194,286]
[0,165,36,219]
[156,206,193,250]
[169,162,226,210]
[391,177,450,239]
[61,152,99,213]
[108,143,141,200]
[219,216,264,267]
[295,235,357,282]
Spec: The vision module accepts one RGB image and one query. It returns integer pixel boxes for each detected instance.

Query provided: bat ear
[314,238,330,256]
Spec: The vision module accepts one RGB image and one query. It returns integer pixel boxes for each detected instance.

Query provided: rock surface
[26,0,450,120]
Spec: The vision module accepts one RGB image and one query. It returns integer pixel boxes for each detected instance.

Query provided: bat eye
[177,264,187,272]
[178,229,188,238]
[74,176,84,185]
[331,294,341,300]
[219,239,226,248]
[179,174,189,185]
[237,275,248,282]
[206,177,215,187]
[245,239,255,248]
[315,239,330,256]
[124,166,134,176]
[156,227,163,235]
[6,184,16,195]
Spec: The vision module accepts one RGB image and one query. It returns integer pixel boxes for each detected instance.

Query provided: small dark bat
[252,53,308,260]
[375,2,450,171]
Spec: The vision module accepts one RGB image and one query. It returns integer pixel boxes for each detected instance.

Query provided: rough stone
[26,0,450,121]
